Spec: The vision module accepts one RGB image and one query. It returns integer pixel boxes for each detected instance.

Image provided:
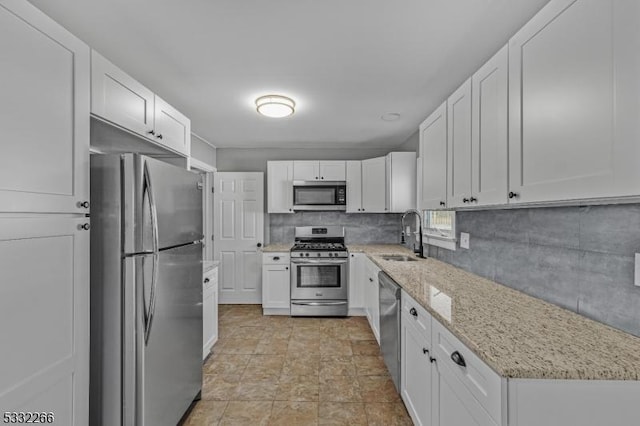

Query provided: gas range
[289,226,349,317]
[290,226,348,258]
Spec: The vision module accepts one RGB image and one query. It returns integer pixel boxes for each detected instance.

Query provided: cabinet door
[91,50,154,139]
[348,253,365,310]
[319,161,346,181]
[432,361,497,426]
[262,264,291,309]
[153,95,191,156]
[364,259,381,344]
[420,103,448,209]
[267,161,294,213]
[472,45,508,206]
[447,80,472,208]
[293,161,319,180]
[0,1,89,214]
[401,315,432,426]
[361,157,387,212]
[346,161,363,212]
[509,0,640,203]
[0,216,89,425]
[387,152,417,212]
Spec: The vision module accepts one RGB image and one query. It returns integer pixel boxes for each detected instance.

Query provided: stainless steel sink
[380,255,419,262]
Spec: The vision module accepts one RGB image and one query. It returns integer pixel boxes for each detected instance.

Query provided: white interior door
[214,172,264,304]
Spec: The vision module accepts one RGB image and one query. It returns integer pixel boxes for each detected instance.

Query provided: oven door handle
[291,301,348,306]
[290,259,348,265]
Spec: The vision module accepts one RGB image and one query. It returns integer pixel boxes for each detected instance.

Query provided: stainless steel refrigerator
[90,154,203,426]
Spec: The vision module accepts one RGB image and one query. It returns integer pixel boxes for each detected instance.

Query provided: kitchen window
[423,210,456,251]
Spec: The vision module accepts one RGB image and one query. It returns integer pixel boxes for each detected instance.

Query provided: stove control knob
[299,253,304,257]
[305,253,309,257]
[317,253,321,257]
[328,253,333,257]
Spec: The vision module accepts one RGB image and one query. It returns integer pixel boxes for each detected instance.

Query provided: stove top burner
[291,242,347,251]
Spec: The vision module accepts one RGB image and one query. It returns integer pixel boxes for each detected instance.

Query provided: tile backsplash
[269,212,404,245]
[429,204,640,337]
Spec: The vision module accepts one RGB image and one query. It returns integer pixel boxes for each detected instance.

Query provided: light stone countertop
[355,245,640,381]
[262,243,293,252]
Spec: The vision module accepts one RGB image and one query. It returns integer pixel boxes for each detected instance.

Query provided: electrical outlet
[635,254,640,287]
[460,232,470,249]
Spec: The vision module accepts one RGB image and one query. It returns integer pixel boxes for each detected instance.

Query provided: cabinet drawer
[263,252,290,264]
[432,320,503,424]
[401,290,431,341]
[204,267,217,291]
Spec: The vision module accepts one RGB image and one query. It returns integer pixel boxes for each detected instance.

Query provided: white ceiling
[28,0,550,149]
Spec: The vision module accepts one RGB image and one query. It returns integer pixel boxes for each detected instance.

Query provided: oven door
[290,258,348,301]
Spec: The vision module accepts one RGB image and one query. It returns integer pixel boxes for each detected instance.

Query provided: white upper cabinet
[0,0,90,214]
[471,45,508,207]
[319,161,346,181]
[154,95,191,156]
[293,161,319,180]
[293,161,346,181]
[91,50,154,138]
[386,152,417,213]
[346,160,363,212]
[267,161,294,213]
[361,156,387,212]
[508,0,640,204]
[91,50,190,157]
[420,103,448,209]
[446,79,473,208]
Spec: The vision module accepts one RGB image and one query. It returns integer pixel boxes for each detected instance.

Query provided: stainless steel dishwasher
[378,271,401,393]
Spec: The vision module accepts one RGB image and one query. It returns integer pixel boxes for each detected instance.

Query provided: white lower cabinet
[401,292,433,426]
[363,257,380,344]
[348,253,365,315]
[261,252,291,315]
[203,266,218,359]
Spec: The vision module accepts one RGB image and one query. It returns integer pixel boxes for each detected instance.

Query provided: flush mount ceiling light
[255,94,296,118]
[381,112,401,121]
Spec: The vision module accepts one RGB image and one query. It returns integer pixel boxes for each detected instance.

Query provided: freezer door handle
[143,161,160,345]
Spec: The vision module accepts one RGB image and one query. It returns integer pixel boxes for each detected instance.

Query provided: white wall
[191,134,216,167]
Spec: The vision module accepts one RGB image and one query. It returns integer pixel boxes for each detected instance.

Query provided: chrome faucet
[401,209,425,258]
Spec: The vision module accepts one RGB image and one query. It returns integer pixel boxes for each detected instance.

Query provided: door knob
[78,201,90,208]
[80,223,90,231]
[257,242,262,248]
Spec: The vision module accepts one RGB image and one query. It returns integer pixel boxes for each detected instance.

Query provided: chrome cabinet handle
[451,350,467,367]
[409,307,418,317]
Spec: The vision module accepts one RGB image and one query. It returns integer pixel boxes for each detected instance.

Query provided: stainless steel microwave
[292,180,347,211]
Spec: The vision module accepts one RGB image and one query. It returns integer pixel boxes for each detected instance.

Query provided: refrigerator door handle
[143,161,160,345]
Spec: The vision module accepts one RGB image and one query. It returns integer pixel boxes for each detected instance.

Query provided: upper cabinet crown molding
[90,50,191,158]
[0,0,90,214]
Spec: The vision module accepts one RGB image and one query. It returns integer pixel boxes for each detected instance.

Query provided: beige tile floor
[180,305,413,426]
